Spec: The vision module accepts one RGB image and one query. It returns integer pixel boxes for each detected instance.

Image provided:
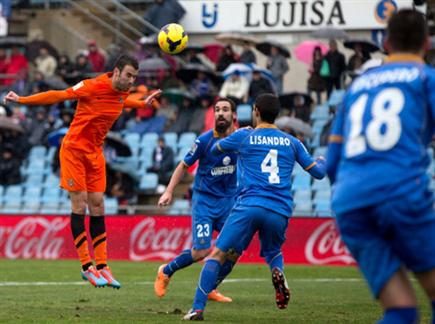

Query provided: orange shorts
[59,146,106,192]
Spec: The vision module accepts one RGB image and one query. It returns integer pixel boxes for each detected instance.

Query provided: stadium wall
[0,215,356,266]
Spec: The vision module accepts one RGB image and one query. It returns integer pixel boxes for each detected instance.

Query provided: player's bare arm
[157,162,188,207]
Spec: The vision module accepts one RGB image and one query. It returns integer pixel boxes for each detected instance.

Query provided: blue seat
[4,185,23,203]
[139,173,158,192]
[328,90,345,107]
[105,198,118,215]
[124,133,141,156]
[41,188,61,204]
[1,200,21,214]
[294,201,313,216]
[141,132,159,149]
[312,177,330,191]
[313,190,331,203]
[21,201,41,214]
[292,163,305,176]
[169,199,191,215]
[43,174,60,188]
[175,147,191,164]
[292,174,311,191]
[163,132,178,153]
[45,146,57,163]
[293,190,312,203]
[29,145,47,160]
[25,159,46,175]
[178,132,197,149]
[23,187,42,200]
[310,105,330,121]
[25,174,44,187]
[40,202,60,215]
[314,146,327,158]
[236,104,252,125]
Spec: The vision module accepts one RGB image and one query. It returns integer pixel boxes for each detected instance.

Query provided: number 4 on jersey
[261,149,280,184]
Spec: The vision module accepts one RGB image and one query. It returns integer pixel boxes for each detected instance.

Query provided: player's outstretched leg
[207,259,236,302]
[271,267,290,309]
[81,265,108,287]
[154,263,171,297]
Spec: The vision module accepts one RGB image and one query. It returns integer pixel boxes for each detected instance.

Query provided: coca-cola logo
[0,217,69,259]
[305,220,355,265]
[130,218,192,261]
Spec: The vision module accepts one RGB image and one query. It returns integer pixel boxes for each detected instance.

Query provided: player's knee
[191,248,210,261]
[226,248,240,262]
[209,248,228,264]
[70,193,87,214]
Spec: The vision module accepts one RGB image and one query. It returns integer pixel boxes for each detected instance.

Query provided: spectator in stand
[188,94,212,135]
[248,69,274,102]
[266,46,289,94]
[56,54,74,83]
[4,46,28,88]
[24,106,53,146]
[87,40,106,73]
[35,47,57,78]
[142,0,186,36]
[106,168,137,205]
[184,48,203,64]
[240,42,256,64]
[189,70,214,98]
[70,54,93,84]
[324,40,346,98]
[0,144,22,185]
[347,44,371,73]
[291,94,312,123]
[147,136,174,187]
[25,71,49,95]
[219,70,249,105]
[104,43,123,71]
[169,96,195,134]
[216,45,238,72]
[157,95,178,130]
[307,46,326,105]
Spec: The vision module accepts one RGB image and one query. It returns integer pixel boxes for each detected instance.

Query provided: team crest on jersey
[190,142,198,154]
[222,156,231,166]
[119,97,124,103]
[67,178,74,187]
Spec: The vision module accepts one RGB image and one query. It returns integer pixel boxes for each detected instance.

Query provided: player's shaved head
[386,9,428,54]
[254,93,280,124]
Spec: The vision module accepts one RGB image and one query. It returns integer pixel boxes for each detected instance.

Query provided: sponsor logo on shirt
[72,81,84,91]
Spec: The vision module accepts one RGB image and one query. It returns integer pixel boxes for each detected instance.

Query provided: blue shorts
[191,192,235,250]
[336,190,435,298]
[216,204,289,260]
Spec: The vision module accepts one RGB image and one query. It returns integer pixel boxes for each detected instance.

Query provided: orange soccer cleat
[154,264,171,298]
[207,289,232,303]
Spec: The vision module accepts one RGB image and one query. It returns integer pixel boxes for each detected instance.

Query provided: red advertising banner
[0,215,355,266]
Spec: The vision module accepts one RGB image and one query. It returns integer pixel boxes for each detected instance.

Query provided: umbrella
[310,27,348,40]
[354,58,383,76]
[256,41,290,58]
[139,57,170,71]
[344,39,380,53]
[203,43,225,64]
[183,43,205,54]
[0,117,24,133]
[47,128,132,157]
[279,92,313,108]
[275,116,313,137]
[106,132,132,157]
[222,63,275,88]
[215,32,259,46]
[162,88,195,105]
[294,40,329,65]
[176,63,222,85]
[0,36,26,48]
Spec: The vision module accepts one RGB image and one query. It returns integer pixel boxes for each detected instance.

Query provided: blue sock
[192,259,221,311]
[163,249,193,277]
[266,252,283,271]
[377,307,418,324]
[214,259,235,289]
[432,300,435,324]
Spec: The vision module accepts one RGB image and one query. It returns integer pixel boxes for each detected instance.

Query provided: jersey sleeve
[292,137,325,179]
[211,129,250,154]
[65,79,94,98]
[326,102,346,183]
[183,137,205,167]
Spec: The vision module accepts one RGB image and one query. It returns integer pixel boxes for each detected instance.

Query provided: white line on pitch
[0,278,363,287]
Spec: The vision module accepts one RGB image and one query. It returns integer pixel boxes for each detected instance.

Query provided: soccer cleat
[182,309,204,321]
[81,266,108,288]
[271,267,291,309]
[98,266,121,289]
[154,264,171,298]
[208,289,232,302]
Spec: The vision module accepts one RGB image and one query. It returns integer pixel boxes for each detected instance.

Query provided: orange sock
[90,216,107,270]
[71,213,92,271]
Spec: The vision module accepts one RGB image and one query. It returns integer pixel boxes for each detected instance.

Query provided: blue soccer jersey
[183,129,238,198]
[327,56,435,214]
[212,125,326,217]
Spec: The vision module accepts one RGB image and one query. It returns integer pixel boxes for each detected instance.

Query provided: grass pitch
[0,259,432,323]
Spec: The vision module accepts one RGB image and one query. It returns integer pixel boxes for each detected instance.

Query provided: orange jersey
[19,73,152,153]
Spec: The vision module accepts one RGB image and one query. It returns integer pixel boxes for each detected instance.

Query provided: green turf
[0,259,431,323]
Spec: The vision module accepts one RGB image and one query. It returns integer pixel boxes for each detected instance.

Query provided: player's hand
[144,89,162,107]
[4,91,19,104]
[316,156,326,162]
[158,191,173,207]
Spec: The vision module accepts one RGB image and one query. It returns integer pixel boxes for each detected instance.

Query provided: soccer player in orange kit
[4,55,161,288]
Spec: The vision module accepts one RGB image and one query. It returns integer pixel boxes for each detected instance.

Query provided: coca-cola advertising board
[0,215,355,266]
